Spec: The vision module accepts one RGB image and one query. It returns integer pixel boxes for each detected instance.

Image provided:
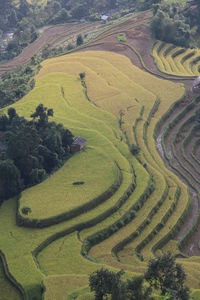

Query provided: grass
[43,275,88,300]
[0,256,22,300]
[20,149,117,221]
[117,33,127,42]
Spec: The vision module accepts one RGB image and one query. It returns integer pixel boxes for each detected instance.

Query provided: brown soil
[184,131,200,175]
[0,22,101,74]
[156,98,200,256]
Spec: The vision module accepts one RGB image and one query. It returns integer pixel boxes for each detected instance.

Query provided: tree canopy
[145,252,190,300]
[0,104,74,204]
[89,253,190,300]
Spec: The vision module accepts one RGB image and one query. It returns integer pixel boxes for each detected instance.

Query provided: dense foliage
[145,252,190,300]
[89,268,153,300]
[89,253,190,300]
[151,0,200,47]
[0,104,74,204]
[0,56,40,108]
[0,0,38,61]
[0,0,157,61]
[151,1,191,47]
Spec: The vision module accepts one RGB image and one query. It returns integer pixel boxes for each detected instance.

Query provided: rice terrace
[2,0,200,299]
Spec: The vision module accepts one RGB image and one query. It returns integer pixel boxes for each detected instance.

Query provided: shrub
[117,33,127,42]
[79,72,86,80]
[130,144,140,155]
[76,34,83,46]
[21,207,32,215]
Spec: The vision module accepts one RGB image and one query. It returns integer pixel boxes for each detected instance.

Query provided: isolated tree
[89,268,124,300]
[79,72,86,80]
[130,144,140,155]
[145,252,189,300]
[76,34,83,46]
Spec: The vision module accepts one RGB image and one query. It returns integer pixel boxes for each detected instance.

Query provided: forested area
[0,0,156,61]
[0,104,74,204]
[0,56,40,107]
[151,0,200,47]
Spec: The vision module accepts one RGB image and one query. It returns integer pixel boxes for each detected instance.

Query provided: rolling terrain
[153,41,200,77]
[0,9,200,300]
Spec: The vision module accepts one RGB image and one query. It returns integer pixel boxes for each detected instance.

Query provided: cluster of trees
[89,253,190,300]
[0,0,38,61]
[0,104,74,204]
[151,0,200,47]
[151,1,191,47]
[0,56,40,108]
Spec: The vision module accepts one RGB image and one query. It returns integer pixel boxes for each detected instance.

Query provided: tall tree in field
[145,252,189,300]
[0,160,22,202]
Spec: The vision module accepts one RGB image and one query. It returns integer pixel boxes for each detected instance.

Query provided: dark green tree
[0,160,22,202]
[145,252,189,300]
[125,276,153,300]
[0,115,9,131]
[8,107,17,121]
[31,104,54,128]
[89,268,124,300]
[89,268,155,300]
[76,34,84,46]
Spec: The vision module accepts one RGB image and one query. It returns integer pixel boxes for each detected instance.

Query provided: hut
[70,136,86,153]
[101,15,109,23]
[192,76,200,93]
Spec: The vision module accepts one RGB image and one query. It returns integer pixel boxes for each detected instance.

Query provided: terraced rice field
[156,94,200,254]
[153,40,200,77]
[1,47,200,300]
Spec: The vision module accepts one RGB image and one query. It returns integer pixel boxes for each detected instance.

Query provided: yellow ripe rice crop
[153,40,200,76]
[1,50,200,299]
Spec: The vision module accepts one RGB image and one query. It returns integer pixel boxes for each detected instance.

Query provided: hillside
[1,2,200,300]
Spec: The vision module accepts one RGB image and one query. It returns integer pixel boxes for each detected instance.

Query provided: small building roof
[101,15,109,21]
[193,76,200,88]
[73,136,86,147]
